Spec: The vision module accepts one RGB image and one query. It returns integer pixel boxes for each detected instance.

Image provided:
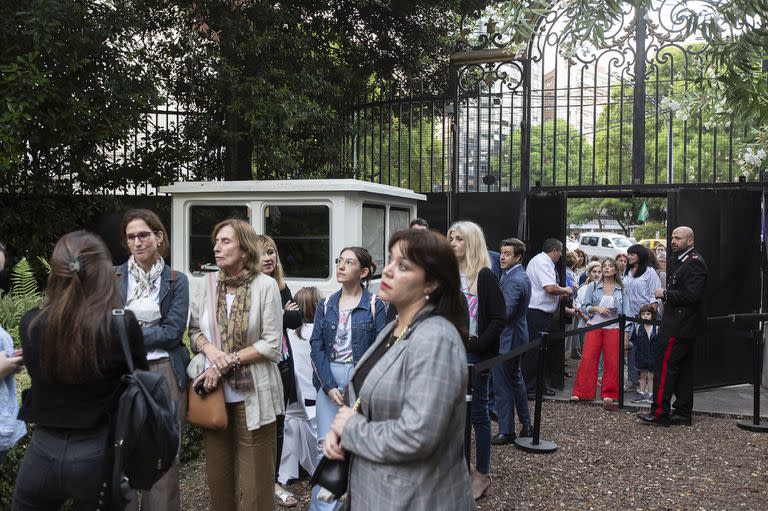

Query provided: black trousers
[651,336,695,418]
[522,308,553,395]
[12,424,112,511]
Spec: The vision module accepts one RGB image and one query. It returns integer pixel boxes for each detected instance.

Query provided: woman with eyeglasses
[115,209,190,511]
[309,247,386,511]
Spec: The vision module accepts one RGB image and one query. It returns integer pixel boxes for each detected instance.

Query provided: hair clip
[68,258,81,274]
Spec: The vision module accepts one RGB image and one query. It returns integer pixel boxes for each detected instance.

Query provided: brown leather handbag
[187,382,228,430]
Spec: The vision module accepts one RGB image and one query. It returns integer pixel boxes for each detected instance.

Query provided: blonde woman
[448,221,504,500]
[254,235,302,508]
[188,219,284,511]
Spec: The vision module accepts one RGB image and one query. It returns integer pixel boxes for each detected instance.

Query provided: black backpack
[110,309,180,507]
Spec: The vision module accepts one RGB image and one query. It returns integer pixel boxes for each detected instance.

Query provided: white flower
[743,148,763,167]
[660,97,680,111]
[675,110,689,121]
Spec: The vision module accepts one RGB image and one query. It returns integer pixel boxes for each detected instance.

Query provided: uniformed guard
[637,226,708,426]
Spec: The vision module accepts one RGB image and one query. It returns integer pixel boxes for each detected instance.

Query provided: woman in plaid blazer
[323,229,475,511]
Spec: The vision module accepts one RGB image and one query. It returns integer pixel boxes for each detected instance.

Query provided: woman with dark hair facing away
[448,220,504,500]
[323,229,475,510]
[571,257,629,404]
[188,219,284,511]
[116,209,190,511]
[309,246,386,510]
[254,234,303,508]
[12,231,149,510]
[622,244,661,396]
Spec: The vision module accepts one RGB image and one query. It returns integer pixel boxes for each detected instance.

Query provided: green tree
[568,197,666,236]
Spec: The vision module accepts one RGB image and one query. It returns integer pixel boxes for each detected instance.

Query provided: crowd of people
[0,211,707,510]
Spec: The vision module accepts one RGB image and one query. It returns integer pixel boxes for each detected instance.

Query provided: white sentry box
[158,179,426,299]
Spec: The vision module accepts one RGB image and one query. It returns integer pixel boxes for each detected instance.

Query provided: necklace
[385,322,412,348]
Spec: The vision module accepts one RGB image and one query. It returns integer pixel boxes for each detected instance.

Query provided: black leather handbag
[309,397,361,499]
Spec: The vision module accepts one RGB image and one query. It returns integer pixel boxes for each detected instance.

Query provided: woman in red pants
[571,257,629,403]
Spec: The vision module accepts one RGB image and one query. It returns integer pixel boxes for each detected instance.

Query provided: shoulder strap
[112,309,135,373]
[324,297,328,316]
[370,293,377,321]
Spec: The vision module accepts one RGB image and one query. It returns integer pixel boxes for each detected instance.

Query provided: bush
[0,435,29,508]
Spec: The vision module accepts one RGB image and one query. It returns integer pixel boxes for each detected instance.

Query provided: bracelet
[195,336,210,352]
[230,351,241,371]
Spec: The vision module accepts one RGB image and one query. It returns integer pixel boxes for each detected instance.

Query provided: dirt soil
[180,401,768,510]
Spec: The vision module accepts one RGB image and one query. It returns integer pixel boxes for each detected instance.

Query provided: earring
[425,294,430,301]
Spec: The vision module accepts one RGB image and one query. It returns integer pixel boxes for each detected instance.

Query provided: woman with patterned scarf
[115,209,190,511]
[188,218,284,511]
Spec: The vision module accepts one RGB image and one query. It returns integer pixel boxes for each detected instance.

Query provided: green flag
[637,201,649,223]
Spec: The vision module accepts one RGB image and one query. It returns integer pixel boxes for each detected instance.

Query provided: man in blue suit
[491,238,533,444]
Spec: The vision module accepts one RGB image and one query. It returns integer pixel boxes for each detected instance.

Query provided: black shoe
[518,426,532,438]
[543,387,556,397]
[491,433,516,445]
[669,413,692,426]
[637,411,670,426]
[527,393,536,400]
[489,410,498,422]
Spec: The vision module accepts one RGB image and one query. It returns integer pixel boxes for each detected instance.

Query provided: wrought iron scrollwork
[457,61,524,94]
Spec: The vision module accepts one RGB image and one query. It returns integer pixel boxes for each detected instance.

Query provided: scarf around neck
[216,269,257,391]
[127,255,164,305]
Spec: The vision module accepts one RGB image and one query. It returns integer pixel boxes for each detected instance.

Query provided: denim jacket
[115,263,191,388]
[1,326,26,452]
[581,280,630,331]
[310,288,387,392]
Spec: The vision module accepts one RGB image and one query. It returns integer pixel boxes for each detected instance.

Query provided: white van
[159,179,425,296]
[578,231,633,259]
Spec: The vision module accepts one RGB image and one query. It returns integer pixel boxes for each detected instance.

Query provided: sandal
[275,488,298,508]
[570,396,580,402]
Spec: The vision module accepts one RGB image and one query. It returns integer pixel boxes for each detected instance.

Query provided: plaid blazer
[341,306,475,510]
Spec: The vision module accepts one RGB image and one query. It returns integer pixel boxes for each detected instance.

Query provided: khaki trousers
[204,403,276,511]
[126,358,187,511]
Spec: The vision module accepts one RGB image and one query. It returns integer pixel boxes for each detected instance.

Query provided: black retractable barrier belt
[473,337,542,373]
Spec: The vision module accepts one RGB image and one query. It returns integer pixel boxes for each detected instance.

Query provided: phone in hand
[193,379,209,396]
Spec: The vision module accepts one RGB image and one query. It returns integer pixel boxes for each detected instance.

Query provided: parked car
[578,232,633,259]
[638,238,666,251]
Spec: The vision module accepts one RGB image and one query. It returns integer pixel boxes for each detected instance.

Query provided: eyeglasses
[335,258,358,268]
[126,231,156,243]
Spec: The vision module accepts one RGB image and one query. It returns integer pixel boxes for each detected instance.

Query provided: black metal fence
[341,1,767,193]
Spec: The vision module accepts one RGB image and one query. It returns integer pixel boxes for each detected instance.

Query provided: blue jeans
[0,449,6,465]
[310,362,353,511]
[12,425,110,511]
[468,355,491,475]
[492,356,531,436]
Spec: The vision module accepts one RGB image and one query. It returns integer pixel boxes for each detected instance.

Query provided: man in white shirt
[522,238,574,398]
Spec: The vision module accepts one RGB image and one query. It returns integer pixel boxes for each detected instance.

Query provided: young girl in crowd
[448,221,504,500]
[631,304,659,403]
[279,287,321,487]
[309,247,386,510]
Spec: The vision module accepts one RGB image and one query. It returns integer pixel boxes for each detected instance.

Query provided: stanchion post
[737,324,768,432]
[465,364,474,466]
[618,314,626,409]
[515,334,557,453]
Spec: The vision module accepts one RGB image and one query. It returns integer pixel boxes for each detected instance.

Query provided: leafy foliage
[568,197,666,236]
[0,258,47,346]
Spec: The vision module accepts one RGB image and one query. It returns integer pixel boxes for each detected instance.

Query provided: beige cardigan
[188,272,284,430]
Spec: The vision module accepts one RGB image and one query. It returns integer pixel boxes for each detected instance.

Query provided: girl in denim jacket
[309,247,386,510]
[571,257,629,404]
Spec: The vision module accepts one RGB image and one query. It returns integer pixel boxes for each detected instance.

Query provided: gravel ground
[180,401,768,510]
